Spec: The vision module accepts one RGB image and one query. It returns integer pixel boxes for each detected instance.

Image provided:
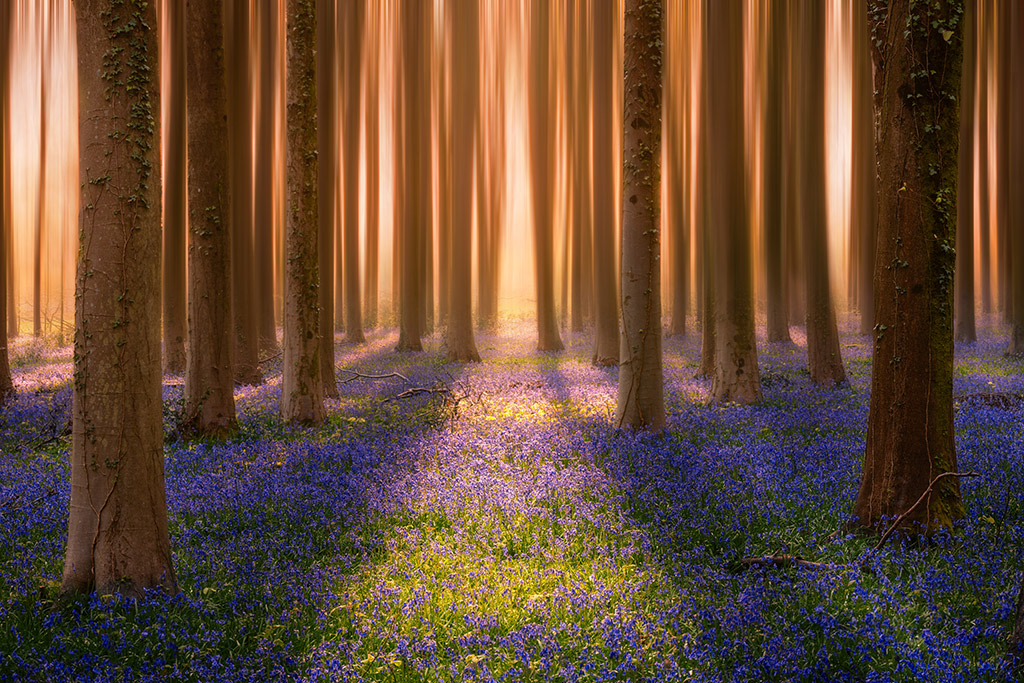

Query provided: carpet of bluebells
[1,316,1022,682]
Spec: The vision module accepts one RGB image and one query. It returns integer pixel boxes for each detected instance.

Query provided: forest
[0,0,1023,680]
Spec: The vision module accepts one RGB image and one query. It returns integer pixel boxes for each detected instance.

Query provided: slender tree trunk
[667,0,687,338]
[448,0,481,362]
[396,0,423,352]
[163,0,187,373]
[955,0,977,342]
[569,3,590,334]
[316,0,339,398]
[364,6,380,330]
[697,74,715,378]
[343,0,365,344]
[798,0,845,384]
[228,0,262,385]
[255,0,279,355]
[437,1,451,328]
[764,0,790,343]
[34,3,49,339]
[996,0,1011,323]
[64,0,175,596]
[1010,1,1024,355]
[976,4,991,319]
[282,0,325,423]
[591,0,618,365]
[186,0,236,436]
[707,1,761,404]
[852,0,964,533]
[852,0,875,335]
[530,0,563,352]
[0,0,12,401]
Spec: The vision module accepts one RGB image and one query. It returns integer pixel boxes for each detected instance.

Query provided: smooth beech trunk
[852,0,963,533]
[666,0,687,338]
[255,0,279,355]
[64,0,175,596]
[591,0,618,366]
[707,1,761,404]
[852,0,875,335]
[282,0,325,423]
[1010,1,1024,355]
[162,0,187,373]
[343,0,365,344]
[0,1,12,402]
[364,7,380,329]
[316,0,338,397]
[185,0,237,436]
[763,0,790,344]
[954,0,976,343]
[995,1,1010,323]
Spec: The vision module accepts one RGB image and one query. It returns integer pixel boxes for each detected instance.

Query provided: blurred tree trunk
[64,0,175,596]
[798,0,845,385]
[448,0,481,362]
[34,3,49,339]
[530,1,563,352]
[666,0,687,338]
[707,1,761,404]
[282,0,324,423]
[784,4,805,329]
[186,0,236,436]
[764,0,790,343]
[697,72,714,378]
[317,0,339,398]
[852,0,963,533]
[976,4,991,318]
[255,0,279,355]
[591,0,617,365]
[996,0,1011,323]
[437,2,451,329]
[955,0,976,342]
[364,6,380,330]
[342,0,365,345]
[852,0,876,335]
[396,0,424,352]
[0,0,12,401]
[228,0,262,385]
[1010,0,1024,355]
[617,0,665,430]
[569,2,590,333]
[163,0,187,372]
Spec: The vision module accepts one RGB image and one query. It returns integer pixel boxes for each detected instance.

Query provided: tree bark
[282,0,325,423]
[975,4,990,319]
[364,5,380,330]
[617,0,665,430]
[530,1,563,352]
[764,0,790,344]
[163,0,187,373]
[707,1,761,404]
[995,0,1011,323]
[64,0,175,596]
[0,0,12,401]
[255,0,280,355]
[343,0,365,345]
[34,2,49,339]
[436,2,451,329]
[852,0,964,533]
[316,0,339,399]
[591,0,618,366]
[666,0,687,338]
[954,0,976,342]
[852,0,876,335]
[186,0,237,436]
[1010,1,1024,355]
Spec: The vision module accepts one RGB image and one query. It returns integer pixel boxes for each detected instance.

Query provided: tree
[282,0,324,423]
[851,0,964,533]
[707,1,761,404]
[255,0,279,355]
[342,0,364,345]
[954,0,976,343]
[64,0,175,596]
[0,0,12,402]
[591,0,618,366]
[186,0,236,436]
[1010,0,1024,355]
[851,0,876,335]
[529,1,563,352]
[763,0,791,344]
[665,2,687,339]
[797,0,845,385]
[162,0,187,373]
[617,0,665,430]
[33,1,52,339]
[448,0,481,362]
[364,6,380,330]
[317,0,339,399]
[995,0,1011,323]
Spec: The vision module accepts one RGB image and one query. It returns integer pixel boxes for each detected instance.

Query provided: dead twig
[258,351,283,365]
[729,554,836,572]
[867,470,980,554]
[340,370,410,385]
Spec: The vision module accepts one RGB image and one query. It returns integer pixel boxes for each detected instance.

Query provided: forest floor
[1,315,1022,682]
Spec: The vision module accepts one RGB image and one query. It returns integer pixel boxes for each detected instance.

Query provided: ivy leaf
[941,29,953,42]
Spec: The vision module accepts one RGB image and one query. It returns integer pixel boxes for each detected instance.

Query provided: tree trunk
[255,0,279,355]
[163,0,187,373]
[975,4,990,319]
[34,3,49,339]
[666,0,687,338]
[364,6,380,330]
[1010,1,1024,355]
[282,0,325,423]
[852,0,964,533]
[315,0,338,399]
[617,0,664,430]
[186,0,237,436]
[228,0,262,386]
[591,0,618,366]
[954,0,976,343]
[852,0,875,336]
[436,2,451,329]
[707,1,761,404]
[396,0,424,352]
[530,0,563,352]
[798,0,846,385]
[764,0,790,344]
[0,0,12,402]
[64,0,175,596]
[995,0,1011,324]
[697,68,715,379]
[343,0,365,345]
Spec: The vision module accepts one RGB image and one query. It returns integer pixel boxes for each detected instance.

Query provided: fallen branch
[386,386,454,402]
[258,351,283,365]
[340,370,410,385]
[729,554,836,573]
[869,470,981,554]
[954,392,1024,408]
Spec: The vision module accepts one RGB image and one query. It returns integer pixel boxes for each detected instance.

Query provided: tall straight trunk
[764,0,790,343]
[255,0,279,354]
[476,121,493,328]
[65,0,175,596]
[996,0,1011,323]
[163,0,187,373]
[852,0,963,533]
[343,0,365,344]
[396,0,424,352]
[316,0,339,399]
[1010,1,1024,355]
[282,0,324,423]
[707,1,761,404]
[364,6,380,329]
[977,4,991,318]
[228,0,262,385]
[697,70,715,378]
[0,0,12,401]
[617,0,664,430]
[530,0,563,352]
[798,0,845,384]
[852,0,876,335]
[569,4,590,333]
[591,0,617,365]
[954,0,977,342]
[34,3,49,339]
[437,1,451,328]
[186,0,236,436]
[448,0,481,362]
[667,0,687,338]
